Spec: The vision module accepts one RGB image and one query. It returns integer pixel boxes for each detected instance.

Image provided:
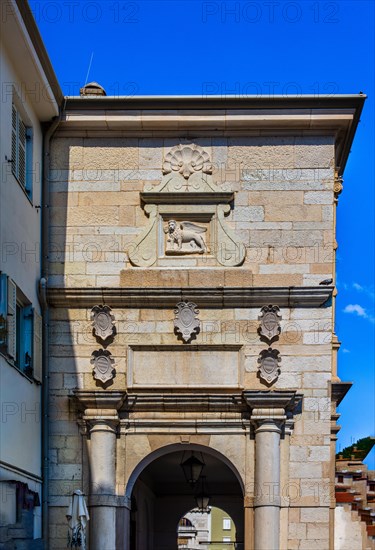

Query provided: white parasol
[66,490,89,549]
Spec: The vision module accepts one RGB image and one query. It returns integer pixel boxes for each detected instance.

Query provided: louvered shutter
[11,105,17,178]
[33,310,42,383]
[18,116,26,187]
[0,274,7,347]
[7,278,17,359]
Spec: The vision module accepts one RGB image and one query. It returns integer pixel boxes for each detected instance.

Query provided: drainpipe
[40,112,62,548]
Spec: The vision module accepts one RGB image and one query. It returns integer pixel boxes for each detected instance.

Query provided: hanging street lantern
[195,476,210,512]
[180,451,205,486]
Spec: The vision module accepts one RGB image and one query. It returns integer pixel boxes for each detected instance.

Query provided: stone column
[252,409,284,550]
[88,418,119,550]
[243,391,302,550]
[73,391,126,550]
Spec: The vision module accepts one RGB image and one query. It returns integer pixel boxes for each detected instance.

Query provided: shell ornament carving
[163,144,212,180]
[174,302,200,342]
[91,349,115,384]
[91,305,115,342]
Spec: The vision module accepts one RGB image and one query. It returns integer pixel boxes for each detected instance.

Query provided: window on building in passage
[0,274,41,381]
[223,518,231,530]
[11,103,33,198]
[223,536,231,543]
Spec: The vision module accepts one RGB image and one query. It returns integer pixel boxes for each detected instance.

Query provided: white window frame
[223,518,231,530]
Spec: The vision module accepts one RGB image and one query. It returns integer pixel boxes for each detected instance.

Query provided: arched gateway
[126,444,244,549]
[46,96,361,549]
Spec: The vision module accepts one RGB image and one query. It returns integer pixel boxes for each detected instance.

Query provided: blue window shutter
[0,274,7,347]
[33,310,42,382]
[23,305,33,373]
[7,278,17,359]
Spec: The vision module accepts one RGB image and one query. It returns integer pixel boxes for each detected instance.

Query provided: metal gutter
[40,113,62,549]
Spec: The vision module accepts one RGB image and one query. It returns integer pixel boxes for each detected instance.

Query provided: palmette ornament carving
[174,302,200,342]
[163,144,212,180]
[91,305,115,342]
[91,349,115,384]
[258,348,281,385]
[258,305,282,343]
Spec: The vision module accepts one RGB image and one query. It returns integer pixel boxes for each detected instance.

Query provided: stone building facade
[45,95,365,550]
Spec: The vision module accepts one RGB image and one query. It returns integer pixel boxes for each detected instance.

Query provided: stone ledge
[47,285,333,308]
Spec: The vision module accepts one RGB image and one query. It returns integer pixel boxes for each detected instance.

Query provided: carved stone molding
[91,305,115,342]
[128,204,158,267]
[174,302,200,342]
[258,305,282,344]
[257,347,281,385]
[47,285,334,308]
[90,349,115,384]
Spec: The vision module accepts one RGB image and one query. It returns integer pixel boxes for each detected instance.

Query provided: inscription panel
[127,345,242,388]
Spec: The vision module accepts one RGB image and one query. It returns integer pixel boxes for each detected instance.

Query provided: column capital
[72,390,127,411]
[243,390,302,418]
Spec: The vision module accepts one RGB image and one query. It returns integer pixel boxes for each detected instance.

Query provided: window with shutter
[7,278,17,360]
[33,311,42,383]
[11,103,32,198]
[0,274,40,381]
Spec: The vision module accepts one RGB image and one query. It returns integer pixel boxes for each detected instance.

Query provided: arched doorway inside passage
[124,443,245,550]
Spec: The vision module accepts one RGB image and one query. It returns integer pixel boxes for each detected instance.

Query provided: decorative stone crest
[257,348,281,385]
[91,349,115,384]
[174,302,200,342]
[163,144,212,180]
[164,220,207,253]
[91,305,115,342]
[258,305,282,343]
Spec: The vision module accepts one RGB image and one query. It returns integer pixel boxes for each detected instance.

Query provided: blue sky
[30,0,374,466]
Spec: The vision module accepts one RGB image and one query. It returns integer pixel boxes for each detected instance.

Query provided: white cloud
[342,348,350,353]
[352,282,375,300]
[343,304,374,323]
[344,304,367,317]
[353,282,363,291]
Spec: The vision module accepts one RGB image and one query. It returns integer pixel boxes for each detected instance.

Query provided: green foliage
[336,436,375,460]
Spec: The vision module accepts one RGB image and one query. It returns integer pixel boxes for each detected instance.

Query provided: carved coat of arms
[90,349,115,384]
[258,305,282,343]
[91,305,115,342]
[257,348,281,385]
[174,302,200,342]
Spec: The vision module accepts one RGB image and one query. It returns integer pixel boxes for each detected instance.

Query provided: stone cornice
[57,95,366,174]
[47,285,333,308]
[331,381,352,405]
[124,392,246,413]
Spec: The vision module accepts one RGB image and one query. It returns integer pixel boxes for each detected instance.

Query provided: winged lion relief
[164,220,207,254]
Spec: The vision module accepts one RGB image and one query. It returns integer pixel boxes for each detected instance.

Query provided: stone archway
[125,444,245,550]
